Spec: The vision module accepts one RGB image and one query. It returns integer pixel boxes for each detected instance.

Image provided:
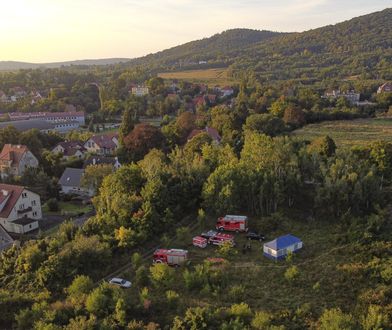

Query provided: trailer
[216,215,248,232]
[153,249,188,266]
[193,236,208,248]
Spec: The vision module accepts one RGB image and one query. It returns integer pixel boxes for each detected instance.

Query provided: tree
[149,263,175,288]
[175,112,196,143]
[119,108,135,144]
[283,106,306,127]
[81,164,113,194]
[244,113,285,137]
[123,123,166,161]
[147,77,165,96]
[185,132,212,154]
[308,135,336,157]
[269,96,289,117]
[114,226,137,248]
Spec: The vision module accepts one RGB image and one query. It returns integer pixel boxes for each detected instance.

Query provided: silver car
[108,277,132,288]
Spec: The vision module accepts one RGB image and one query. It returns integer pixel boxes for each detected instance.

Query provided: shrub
[252,311,273,329]
[284,265,299,282]
[47,198,59,212]
[229,302,252,320]
[217,241,237,258]
[228,284,245,302]
[319,308,356,330]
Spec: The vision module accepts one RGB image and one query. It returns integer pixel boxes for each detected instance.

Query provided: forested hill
[130,8,392,81]
[128,29,284,69]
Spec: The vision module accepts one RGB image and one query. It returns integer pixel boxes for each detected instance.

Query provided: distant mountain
[0,58,131,71]
[128,8,392,81]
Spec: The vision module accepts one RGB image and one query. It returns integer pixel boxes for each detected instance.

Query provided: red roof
[0,144,30,166]
[187,127,221,142]
[0,184,25,218]
[90,134,118,149]
[55,141,86,156]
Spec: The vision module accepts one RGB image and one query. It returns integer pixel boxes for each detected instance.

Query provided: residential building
[83,156,121,170]
[324,90,360,104]
[8,111,85,126]
[0,144,39,178]
[58,168,93,197]
[0,224,14,252]
[131,86,149,96]
[0,184,42,234]
[84,133,119,155]
[263,234,303,260]
[221,86,234,98]
[187,126,221,144]
[52,141,86,160]
[377,82,392,94]
[0,91,8,103]
[0,119,79,133]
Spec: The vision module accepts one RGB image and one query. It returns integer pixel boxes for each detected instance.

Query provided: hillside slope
[130,8,392,82]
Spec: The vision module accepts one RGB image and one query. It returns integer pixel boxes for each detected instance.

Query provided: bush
[47,198,59,212]
[252,311,273,329]
[228,284,245,302]
[284,265,299,282]
[229,302,252,320]
[217,241,237,258]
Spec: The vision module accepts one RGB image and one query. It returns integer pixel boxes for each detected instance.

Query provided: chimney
[2,190,9,196]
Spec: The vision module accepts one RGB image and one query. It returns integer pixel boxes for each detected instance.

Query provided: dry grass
[158,68,236,85]
[292,118,392,147]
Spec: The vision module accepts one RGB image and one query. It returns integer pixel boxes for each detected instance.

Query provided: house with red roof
[0,183,42,234]
[52,141,86,160]
[187,126,221,144]
[0,144,39,178]
[84,133,119,155]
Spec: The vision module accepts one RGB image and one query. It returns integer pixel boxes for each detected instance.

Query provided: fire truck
[201,230,235,246]
[216,215,248,232]
[193,236,208,248]
[153,249,188,266]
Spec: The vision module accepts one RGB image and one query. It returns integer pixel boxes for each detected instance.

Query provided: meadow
[292,117,392,147]
[158,68,236,85]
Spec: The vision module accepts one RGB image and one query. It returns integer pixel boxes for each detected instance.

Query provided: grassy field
[292,117,392,147]
[42,201,93,216]
[118,213,363,324]
[158,68,236,85]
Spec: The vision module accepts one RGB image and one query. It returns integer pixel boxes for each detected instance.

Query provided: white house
[52,141,86,160]
[263,234,303,260]
[131,86,149,96]
[0,144,39,178]
[0,184,42,234]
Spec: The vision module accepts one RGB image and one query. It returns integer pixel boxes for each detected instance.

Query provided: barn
[263,234,303,260]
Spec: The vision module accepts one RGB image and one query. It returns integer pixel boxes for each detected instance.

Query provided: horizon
[0,0,390,63]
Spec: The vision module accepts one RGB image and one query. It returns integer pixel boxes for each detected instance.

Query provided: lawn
[292,117,392,147]
[158,68,237,85]
[42,201,93,217]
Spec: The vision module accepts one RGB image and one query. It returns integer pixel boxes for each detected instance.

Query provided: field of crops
[158,68,236,85]
[292,118,392,147]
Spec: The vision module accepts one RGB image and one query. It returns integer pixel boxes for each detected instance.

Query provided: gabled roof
[264,234,302,251]
[0,144,30,166]
[187,126,221,142]
[0,184,25,218]
[88,134,118,149]
[53,141,86,156]
[58,168,84,188]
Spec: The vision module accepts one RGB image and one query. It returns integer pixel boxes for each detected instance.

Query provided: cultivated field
[292,118,392,147]
[158,68,236,85]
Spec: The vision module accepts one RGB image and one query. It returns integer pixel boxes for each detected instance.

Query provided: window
[32,200,36,206]
[29,224,32,228]
[22,192,27,198]
[32,211,37,217]
[19,204,24,210]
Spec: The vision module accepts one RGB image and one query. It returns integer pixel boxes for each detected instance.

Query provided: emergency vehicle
[208,232,235,246]
[153,249,188,266]
[193,236,208,248]
[216,215,248,232]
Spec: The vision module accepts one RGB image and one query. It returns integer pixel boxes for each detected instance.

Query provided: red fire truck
[153,249,188,266]
[193,236,208,248]
[209,232,235,246]
[216,215,248,232]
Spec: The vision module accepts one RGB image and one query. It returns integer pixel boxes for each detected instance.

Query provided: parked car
[200,230,218,239]
[108,277,132,288]
[246,231,265,241]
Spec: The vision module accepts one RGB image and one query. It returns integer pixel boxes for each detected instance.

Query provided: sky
[0,0,390,63]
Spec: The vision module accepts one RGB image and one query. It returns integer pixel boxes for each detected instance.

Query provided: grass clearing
[292,117,392,147]
[158,68,236,85]
[42,201,93,216]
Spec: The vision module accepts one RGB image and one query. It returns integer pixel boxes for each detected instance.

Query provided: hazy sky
[0,0,390,62]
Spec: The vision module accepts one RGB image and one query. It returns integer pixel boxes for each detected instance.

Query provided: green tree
[319,308,356,330]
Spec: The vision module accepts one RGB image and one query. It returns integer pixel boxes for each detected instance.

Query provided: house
[84,133,119,155]
[0,119,79,133]
[83,156,121,170]
[9,87,27,100]
[323,90,360,104]
[263,234,303,260]
[131,86,149,96]
[187,127,221,144]
[0,184,42,234]
[58,168,92,197]
[0,144,39,178]
[221,86,234,98]
[8,111,85,126]
[0,91,8,103]
[207,94,217,104]
[377,82,392,94]
[52,141,86,160]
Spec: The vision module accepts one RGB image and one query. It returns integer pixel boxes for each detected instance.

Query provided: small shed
[263,234,303,260]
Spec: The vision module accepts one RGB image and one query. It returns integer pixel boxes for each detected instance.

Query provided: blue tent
[263,234,303,260]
